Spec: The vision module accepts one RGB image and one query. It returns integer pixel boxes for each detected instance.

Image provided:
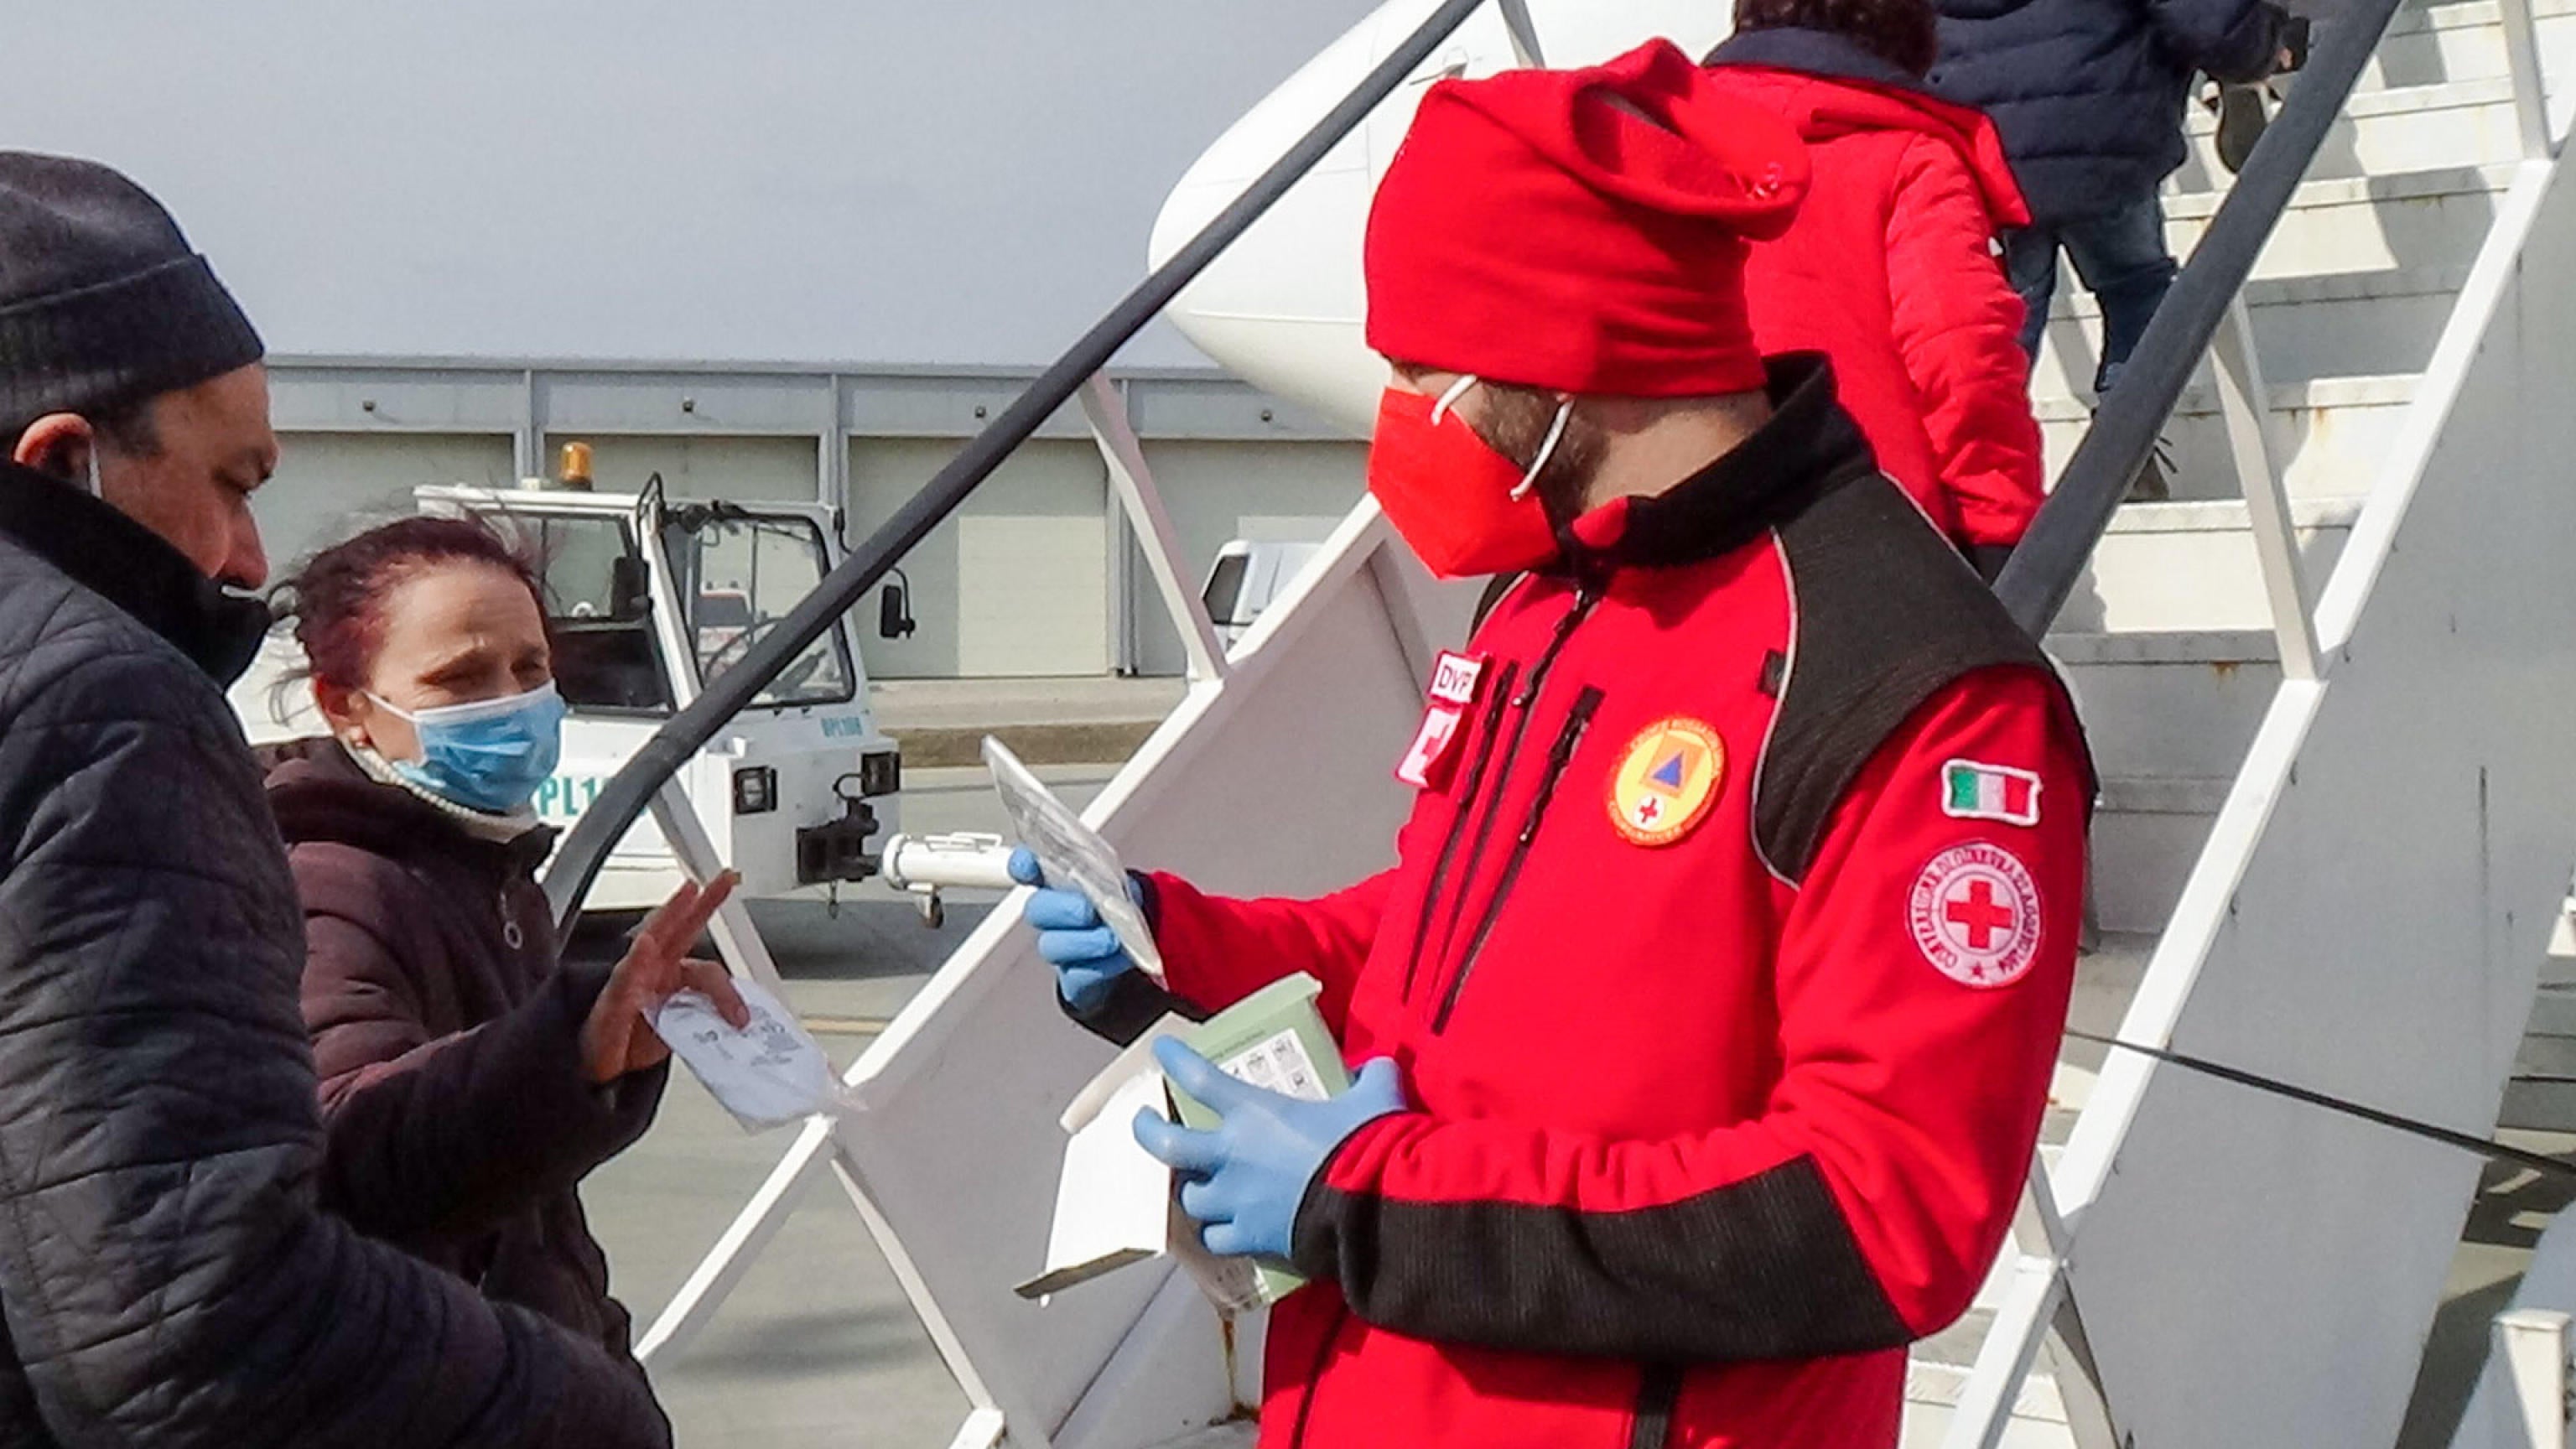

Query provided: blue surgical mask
[368,683,568,815]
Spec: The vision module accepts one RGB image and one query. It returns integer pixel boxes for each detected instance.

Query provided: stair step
[2164,163,2518,282]
[2056,496,2366,635]
[2050,631,2281,790]
[2501,1078,2576,1131]
[1145,1426,1256,1449]
[2045,628,2279,665]
[1902,1393,2079,1447]
[2176,77,2530,187]
[2091,782,2231,935]
[1908,1307,2072,1423]
[2097,776,2235,815]
[2529,988,2576,1037]
[2506,983,2576,1132]
[2038,267,2466,395]
[2363,0,2576,95]
[2033,373,2416,503]
[2513,1030,2576,1078]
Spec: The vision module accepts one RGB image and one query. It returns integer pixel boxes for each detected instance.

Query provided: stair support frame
[1081,372,1233,686]
[2500,1309,2574,1449]
[2211,296,2322,682]
[2497,0,2558,161]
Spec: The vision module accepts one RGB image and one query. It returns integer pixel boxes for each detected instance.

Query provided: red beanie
[1363,39,1810,397]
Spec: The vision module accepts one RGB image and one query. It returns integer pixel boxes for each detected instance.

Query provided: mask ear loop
[1431,373,1480,424]
[1511,400,1574,501]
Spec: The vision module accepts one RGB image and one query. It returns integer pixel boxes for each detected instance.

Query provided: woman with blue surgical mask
[260,515,748,1379]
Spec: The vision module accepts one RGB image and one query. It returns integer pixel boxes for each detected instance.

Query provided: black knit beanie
[0,152,264,427]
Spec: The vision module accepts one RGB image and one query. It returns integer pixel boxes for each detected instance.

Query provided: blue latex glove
[1134,1036,1409,1262]
[1009,847,1141,1012]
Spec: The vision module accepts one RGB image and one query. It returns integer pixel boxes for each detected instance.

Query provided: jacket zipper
[1628,1364,1683,1449]
[1399,660,1520,1004]
[1430,684,1602,1035]
[1415,589,1599,1010]
[1285,1303,1354,1449]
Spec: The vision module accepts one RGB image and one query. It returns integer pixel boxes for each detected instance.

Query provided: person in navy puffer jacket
[1928,0,2292,402]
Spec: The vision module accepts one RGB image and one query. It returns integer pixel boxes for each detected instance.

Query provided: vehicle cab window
[531,514,674,714]
[659,505,857,709]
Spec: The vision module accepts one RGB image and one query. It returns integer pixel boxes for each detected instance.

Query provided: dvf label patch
[1941,759,2043,827]
[1909,842,2045,989]
[1427,651,1487,707]
[1607,717,1725,846]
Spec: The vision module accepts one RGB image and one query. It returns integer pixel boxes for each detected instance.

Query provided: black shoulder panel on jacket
[1755,475,2067,885]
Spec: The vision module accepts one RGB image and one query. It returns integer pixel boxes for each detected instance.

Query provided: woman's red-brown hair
[273,515,547,692]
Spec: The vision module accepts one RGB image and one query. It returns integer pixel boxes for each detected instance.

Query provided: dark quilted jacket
[265,740,663,1363]
[1928,0,2284,226]
[0,461,668,1448]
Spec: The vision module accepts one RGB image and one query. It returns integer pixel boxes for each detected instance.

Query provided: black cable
[2066,1028,2576,1182]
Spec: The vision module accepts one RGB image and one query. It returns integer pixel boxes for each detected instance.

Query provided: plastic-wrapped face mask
[368,682,568,814]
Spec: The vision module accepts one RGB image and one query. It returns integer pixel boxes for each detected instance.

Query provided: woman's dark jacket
[264,739,666,1362]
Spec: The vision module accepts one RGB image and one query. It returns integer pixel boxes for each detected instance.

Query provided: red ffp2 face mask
[1365,381,1563,579]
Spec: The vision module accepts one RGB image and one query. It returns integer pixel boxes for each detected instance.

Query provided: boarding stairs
[542,0,2576,1445]
[1918,0,2576,1440]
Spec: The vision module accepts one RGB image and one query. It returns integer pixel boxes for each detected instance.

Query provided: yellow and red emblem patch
[1607,717,1726,846]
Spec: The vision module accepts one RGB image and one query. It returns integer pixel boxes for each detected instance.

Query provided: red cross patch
[1907,842,2044,989]
[1396,703,1466,789]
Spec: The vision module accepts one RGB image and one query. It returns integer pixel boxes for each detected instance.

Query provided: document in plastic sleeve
[651,976,855,1131]
[983,735,1165,979]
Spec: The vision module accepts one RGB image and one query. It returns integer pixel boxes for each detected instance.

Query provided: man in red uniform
[1015,40,2091,1449]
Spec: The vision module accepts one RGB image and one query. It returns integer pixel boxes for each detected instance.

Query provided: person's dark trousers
[2006,191,2183,395]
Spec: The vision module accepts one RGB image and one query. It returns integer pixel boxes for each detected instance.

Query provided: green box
[1166,973,1348,1303]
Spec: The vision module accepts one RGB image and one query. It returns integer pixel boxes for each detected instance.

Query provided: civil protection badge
[1607,717,1725,846]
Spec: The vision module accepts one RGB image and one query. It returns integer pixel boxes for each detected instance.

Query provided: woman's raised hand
[581,870,752,1083]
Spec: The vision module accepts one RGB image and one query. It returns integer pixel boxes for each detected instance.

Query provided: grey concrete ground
[579,764,1114,1449]
[870,677,1190,767]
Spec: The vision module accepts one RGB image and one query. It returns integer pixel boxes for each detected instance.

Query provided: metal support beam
[1081,372,1230,683]
[941,1409,1008,1449]
[647,782,789,997]
[1105,453,1141,675]
[631,777,1005,1433]
[821,371,852,515]
[1945,1162,2122,1449]
[1497,0,1545,66]
[2501,1309,2572,1449]
[1940,1254,2067,1449]
[2047,1292,2122,1449]
[514,368,538,481]
[2496,0,2556,161]
[2212,297,2322,682]
[633,1115,835,1362]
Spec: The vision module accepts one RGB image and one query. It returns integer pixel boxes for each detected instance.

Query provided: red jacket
[1104,362,2090,1449]
[1708,29,2044,552]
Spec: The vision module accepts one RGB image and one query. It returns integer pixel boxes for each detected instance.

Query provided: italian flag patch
[1942,760,2042,826]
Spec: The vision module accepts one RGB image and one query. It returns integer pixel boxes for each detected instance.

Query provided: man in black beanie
[0,153,672,1447]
